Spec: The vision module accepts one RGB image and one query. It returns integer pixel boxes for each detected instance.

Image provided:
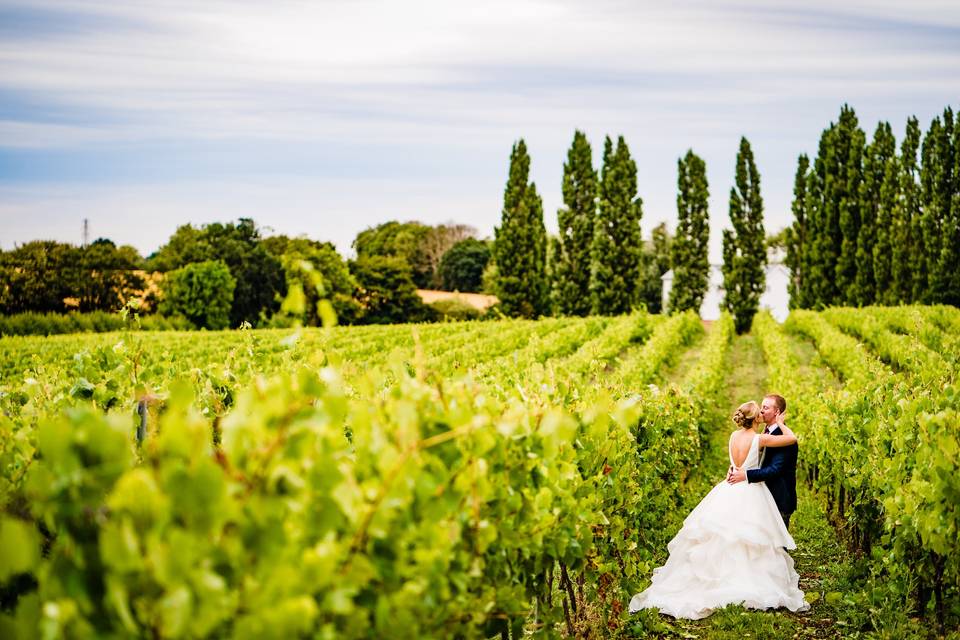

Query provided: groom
[726,393,798,530]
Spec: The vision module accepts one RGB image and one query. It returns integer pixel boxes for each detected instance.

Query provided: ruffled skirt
[628,480,810,620]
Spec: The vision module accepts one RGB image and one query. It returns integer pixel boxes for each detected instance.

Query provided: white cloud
[2,1,957,136]
[1,0,958,263]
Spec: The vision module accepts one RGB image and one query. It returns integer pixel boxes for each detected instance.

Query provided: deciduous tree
[349,256,435,324]
[439,238,491,293]
[148,219,284,327]
[264,236,361,325]
[159,260,236,329]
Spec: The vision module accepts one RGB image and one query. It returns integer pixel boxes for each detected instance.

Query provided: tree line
[493,104,959,329]
[786,104,960,309]
[6,103,954,332]
[0,132,768,331]
[0,219,493,330]
[494,132,766,333]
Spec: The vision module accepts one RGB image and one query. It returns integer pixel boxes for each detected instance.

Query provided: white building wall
[760,263,790,322]
[661,262,790,322]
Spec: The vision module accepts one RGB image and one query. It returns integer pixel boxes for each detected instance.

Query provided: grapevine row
[0,312,735,638]
[754,310,959,631]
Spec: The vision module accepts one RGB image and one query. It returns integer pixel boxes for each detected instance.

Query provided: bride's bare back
[729,425,798,469]
[729,430,757,468]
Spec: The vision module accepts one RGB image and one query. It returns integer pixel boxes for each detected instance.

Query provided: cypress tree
[873,145,900,305]
[785,154,810,309]
[893,118,922,304]
[590,135,644,315]
[553,130,597,316]
[922,108,957,303]
[545,232,561,316]
[669,149,710,313]
[918,116,941,302]
[945,108,960,306]
[832,106,866,305]
[806,125,838,308]
[721,137,766,334]
[493,139,549,318]
[855,122,895,305]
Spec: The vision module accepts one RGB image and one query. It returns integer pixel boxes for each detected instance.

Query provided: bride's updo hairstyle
[732,401,761,429]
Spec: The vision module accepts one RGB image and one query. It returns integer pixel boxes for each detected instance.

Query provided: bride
[628,401,810,620]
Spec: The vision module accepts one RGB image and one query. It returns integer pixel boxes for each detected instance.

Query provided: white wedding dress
[628,434,809,619]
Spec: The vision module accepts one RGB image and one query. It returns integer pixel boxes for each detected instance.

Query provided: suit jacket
[746,425,798,515]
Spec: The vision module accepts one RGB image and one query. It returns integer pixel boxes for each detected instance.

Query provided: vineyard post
[136,398,147,444]
[559,561,577,635]
[838,483,845,520]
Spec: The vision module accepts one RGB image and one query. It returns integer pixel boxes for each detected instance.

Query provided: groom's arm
[746,449,787,484]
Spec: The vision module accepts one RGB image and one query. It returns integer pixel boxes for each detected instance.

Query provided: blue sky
[1,0,958,261]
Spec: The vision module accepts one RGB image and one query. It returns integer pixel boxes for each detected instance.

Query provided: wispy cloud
[1,0,958,259]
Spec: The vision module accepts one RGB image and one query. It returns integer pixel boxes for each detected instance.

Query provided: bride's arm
[759,425,797,448]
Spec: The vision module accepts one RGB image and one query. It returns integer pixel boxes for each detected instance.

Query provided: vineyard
[0,306,958,638]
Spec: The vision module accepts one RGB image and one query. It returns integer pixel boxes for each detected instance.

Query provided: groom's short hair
[764,393,786,414]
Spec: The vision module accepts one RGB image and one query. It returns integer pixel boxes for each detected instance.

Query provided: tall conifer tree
[922,108,957,303]
[494,139,549,318]
[873,145,900,304]
[832,106,866,305]
[722,137,766,333]
[892,118,922,303]
[806,125,837,308]
[590,136,644,314]
[944,108,960,305]
[786,154,809,309]
[669,150,710,313]
[553,130,597,316]
[855,122,895,305]
[917,116,942,302]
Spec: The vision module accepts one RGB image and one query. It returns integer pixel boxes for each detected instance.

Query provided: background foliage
[158,260,236,330]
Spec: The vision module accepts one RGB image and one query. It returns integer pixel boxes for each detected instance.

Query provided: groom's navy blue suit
[746,425,798,529]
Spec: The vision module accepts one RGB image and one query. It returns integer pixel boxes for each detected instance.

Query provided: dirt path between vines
[657,320,712,387]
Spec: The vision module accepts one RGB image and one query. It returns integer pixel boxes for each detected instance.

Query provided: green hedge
[0,311,194,337]
[428,298,485,321]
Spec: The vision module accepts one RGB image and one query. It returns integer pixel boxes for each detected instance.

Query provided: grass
[723,332,769,412]
[784,331,843,391]
[657,320,711,387]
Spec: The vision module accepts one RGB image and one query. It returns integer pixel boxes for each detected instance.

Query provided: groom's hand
[727,468,747,484]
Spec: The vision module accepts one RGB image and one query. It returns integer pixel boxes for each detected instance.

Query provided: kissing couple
[629,394,810,620]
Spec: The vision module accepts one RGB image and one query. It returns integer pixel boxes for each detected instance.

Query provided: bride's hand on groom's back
[727,467,747,484]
